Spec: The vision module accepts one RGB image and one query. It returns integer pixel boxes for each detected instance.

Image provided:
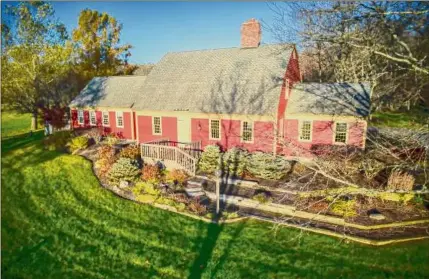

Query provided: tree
[1,1,72,130]
[71,9,132,89]
[268,1,429,112]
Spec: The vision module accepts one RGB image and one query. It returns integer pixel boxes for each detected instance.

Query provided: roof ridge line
[165,43,294,55]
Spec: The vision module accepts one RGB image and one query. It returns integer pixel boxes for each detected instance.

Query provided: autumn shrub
[105,133,120,146]
[387,170,415,191]
[95,145,117,177]
[170,193,190,204]
[252,192,272,204]
[141,164,162,184]
[133,182,160,196]
[174,202,187,212]
[188,200,207,216]
[166,169,189,185]
[120,144,140,159]
[222,147,249,176]
[98,145,116,159]
[67,136,89,154]
[87,128,103,144]
[223,211,239,219]
[198,145,220,174]
[107,158,140,186]
[292,162,308,175]
[330,199,357,218]
[247,151,290,180]
[43,131,72,151]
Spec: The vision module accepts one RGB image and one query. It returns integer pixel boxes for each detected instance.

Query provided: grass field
[2,113,429,278]
[370,109,429,129]
[1,111,33,138]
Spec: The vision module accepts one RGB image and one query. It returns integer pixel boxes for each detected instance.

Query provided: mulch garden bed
[78,143,429,242]
[236,207,429,241]
[195,174,429,226]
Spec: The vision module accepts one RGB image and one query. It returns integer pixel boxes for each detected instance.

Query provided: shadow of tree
[1,130,45,154]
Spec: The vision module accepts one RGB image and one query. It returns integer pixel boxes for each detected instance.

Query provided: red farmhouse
[69,19,370,161]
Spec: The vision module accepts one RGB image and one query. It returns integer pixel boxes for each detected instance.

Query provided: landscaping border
[103,181,429,246]
[205,191,429,230]
[80,153,429,246]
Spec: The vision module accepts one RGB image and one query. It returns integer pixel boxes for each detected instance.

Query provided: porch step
[186,187,203,193]
[187,180,204,188]
[186,190,205,198]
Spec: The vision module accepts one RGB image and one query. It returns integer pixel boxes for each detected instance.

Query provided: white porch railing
[140,139,201,176]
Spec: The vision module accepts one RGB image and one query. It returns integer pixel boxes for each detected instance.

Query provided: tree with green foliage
[72,9,133,89]
[1,1,72,130]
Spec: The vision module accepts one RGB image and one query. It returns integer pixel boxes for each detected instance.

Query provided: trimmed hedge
[222,147,249,176]
[108,158,140,186]
[247,151,290,180]
[198,145,220,174]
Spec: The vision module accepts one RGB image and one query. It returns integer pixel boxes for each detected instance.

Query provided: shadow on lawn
[1,130,44,154]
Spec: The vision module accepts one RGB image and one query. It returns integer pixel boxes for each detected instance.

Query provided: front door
[177,116,191,143]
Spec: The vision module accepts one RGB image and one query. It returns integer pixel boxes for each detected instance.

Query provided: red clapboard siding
[191,118,274,152]
[137,115,177,143]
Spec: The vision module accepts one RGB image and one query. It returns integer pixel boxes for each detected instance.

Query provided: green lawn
[1,111,34,139]
[370,110,429,129]
[2,126,429,278]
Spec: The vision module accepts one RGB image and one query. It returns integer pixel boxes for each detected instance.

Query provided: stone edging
[197,175,429,197]
[105,183,246,224]
[250,215,429,246]
[106,184,429,246]
[205,191,429,230]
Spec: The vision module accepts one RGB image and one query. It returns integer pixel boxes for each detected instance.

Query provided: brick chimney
[240,18,261,48]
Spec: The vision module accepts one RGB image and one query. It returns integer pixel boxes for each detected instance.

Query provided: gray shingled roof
[133,44,293,115]
[69,76,147,108]
[288,82,371,117]
[132,64,155,76]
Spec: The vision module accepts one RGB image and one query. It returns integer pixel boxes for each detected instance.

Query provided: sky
[1,1,280,64]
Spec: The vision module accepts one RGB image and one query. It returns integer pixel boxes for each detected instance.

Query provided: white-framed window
[152,116,162,135]
[90,111,96,126]
[334,122,348,144]
[241,121,253,142]
[77,110,84,124]
[209,119,221,140]
[299,120,312,141]
[102,111,109,126]
[116,111,124,128]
